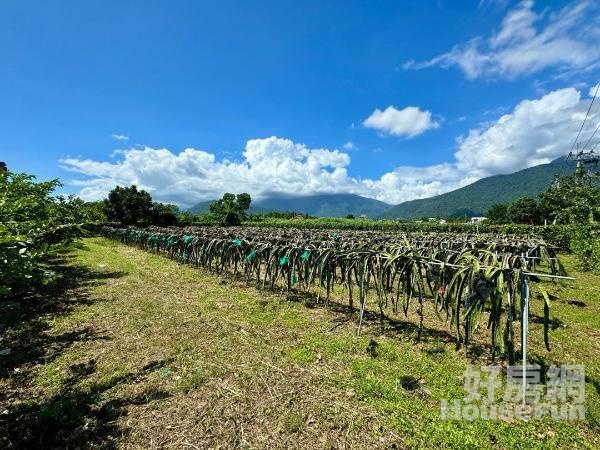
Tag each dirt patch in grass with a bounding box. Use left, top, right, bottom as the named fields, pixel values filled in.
left=1, top=238, right=599, bottom=449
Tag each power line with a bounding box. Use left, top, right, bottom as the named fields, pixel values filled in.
left=582, top=120, right=600, bottom=151
left=570, top=81, right=599, bottom=153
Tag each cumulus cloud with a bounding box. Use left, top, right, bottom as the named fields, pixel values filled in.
left=60, top=136, right=458, bottom=206
left=111, top=134, right=129, bottom=141
left=404, top=0, right=600, bottom=79
left=343, top=141, right=356, bottom=150
left=363, top=106, right=439, bottom=137
left=61, top=138, right=353, bottom=206
left=61, top=87, right=599, bottom=206
left=455, top=87, right=593, bottom=176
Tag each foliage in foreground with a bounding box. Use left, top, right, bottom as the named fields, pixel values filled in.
left=0, top=172, right=92, bottom=296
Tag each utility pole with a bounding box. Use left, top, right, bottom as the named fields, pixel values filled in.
left=567, top=145, right=600, bottom=169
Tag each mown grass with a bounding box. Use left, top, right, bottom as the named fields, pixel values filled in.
left=1, top=237, right=598, bottom=449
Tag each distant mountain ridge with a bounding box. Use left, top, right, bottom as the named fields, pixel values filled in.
left=187, top=193, right=391, bottom=218
left=187, top=157, right=578, bottom=219
left=380, top=157, right=577, bottom=219
left=256, top=194, right=391, bottom=217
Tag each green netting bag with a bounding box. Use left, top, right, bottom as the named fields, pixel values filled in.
left=246, top=250, right=257, bottom=261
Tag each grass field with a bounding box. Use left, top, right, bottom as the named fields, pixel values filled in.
left=1, top=237, right=599, bottom=449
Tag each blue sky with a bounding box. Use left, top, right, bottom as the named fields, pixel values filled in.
left=1, top=0, right=599, bottom=206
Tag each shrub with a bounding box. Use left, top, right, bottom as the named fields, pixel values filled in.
left=569, top=225, right=600, bottom=273
left=0, top=172, right=86, bottom=297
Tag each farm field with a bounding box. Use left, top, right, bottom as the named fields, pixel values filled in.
left=3, top=1, right=600, bottom=448
left=1, top=237, right=599, bottom=449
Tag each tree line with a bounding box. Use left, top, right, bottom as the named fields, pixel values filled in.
left=102, top=185, right=252, bottom=227
left=487, top=170, right=600, bottom=225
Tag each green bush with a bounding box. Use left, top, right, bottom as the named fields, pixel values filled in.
left=0, top=171, right=89, bottom=297
left=569, top=225, right=600, bottom=273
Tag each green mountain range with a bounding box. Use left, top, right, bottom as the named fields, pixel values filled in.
left=188, top=194, right=390, bottom=217
left=380, top=157, right=577, bottom=219
left=255, top=194, right=391, bottom=217
left=187, top=157, right=578, bottom=219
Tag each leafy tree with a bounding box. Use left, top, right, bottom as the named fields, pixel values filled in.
left=209, top=193, right=252, bottom=226
left=345, top=214, right=355, bottom=219
left=537, top=170, right=600, bottom=272
left=105, top=185, right=153, bottom=225
left=52, top=197, right=107, bottom=224
left=177, top=211, right=196, bottom=226
left=152, top=202, right=179, bottom=227
left=508, top=197, right=539, bottom=224
left=81, top=200, right=108, bottom=223
left=1, top=171, right=86, bottom=296
left=487, top=203, right=511, bottom=224
left=539, top=171, right=600, bottom=224
left=195, top=212, right=219, bottom=224
left=570, top=224, right=600, bottom=273
left=236, top=193, right=252, bottom=212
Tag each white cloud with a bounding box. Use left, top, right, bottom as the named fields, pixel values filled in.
left=111, top=134, right=129, bottom=141
left=478, top=0, right=510, bottom=9
left=343, top=141, right=356, bottom=150
left=363, top=106, right=439, bottom=137
left=61, top=138, right=354, bottom=206
left=60, top=136, right=456, bottom=206
left=404, top=0, right=600, bottom=79
left=61, top=86, right=599, bottom=207
left=454, top=87, right=593, bottom=176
